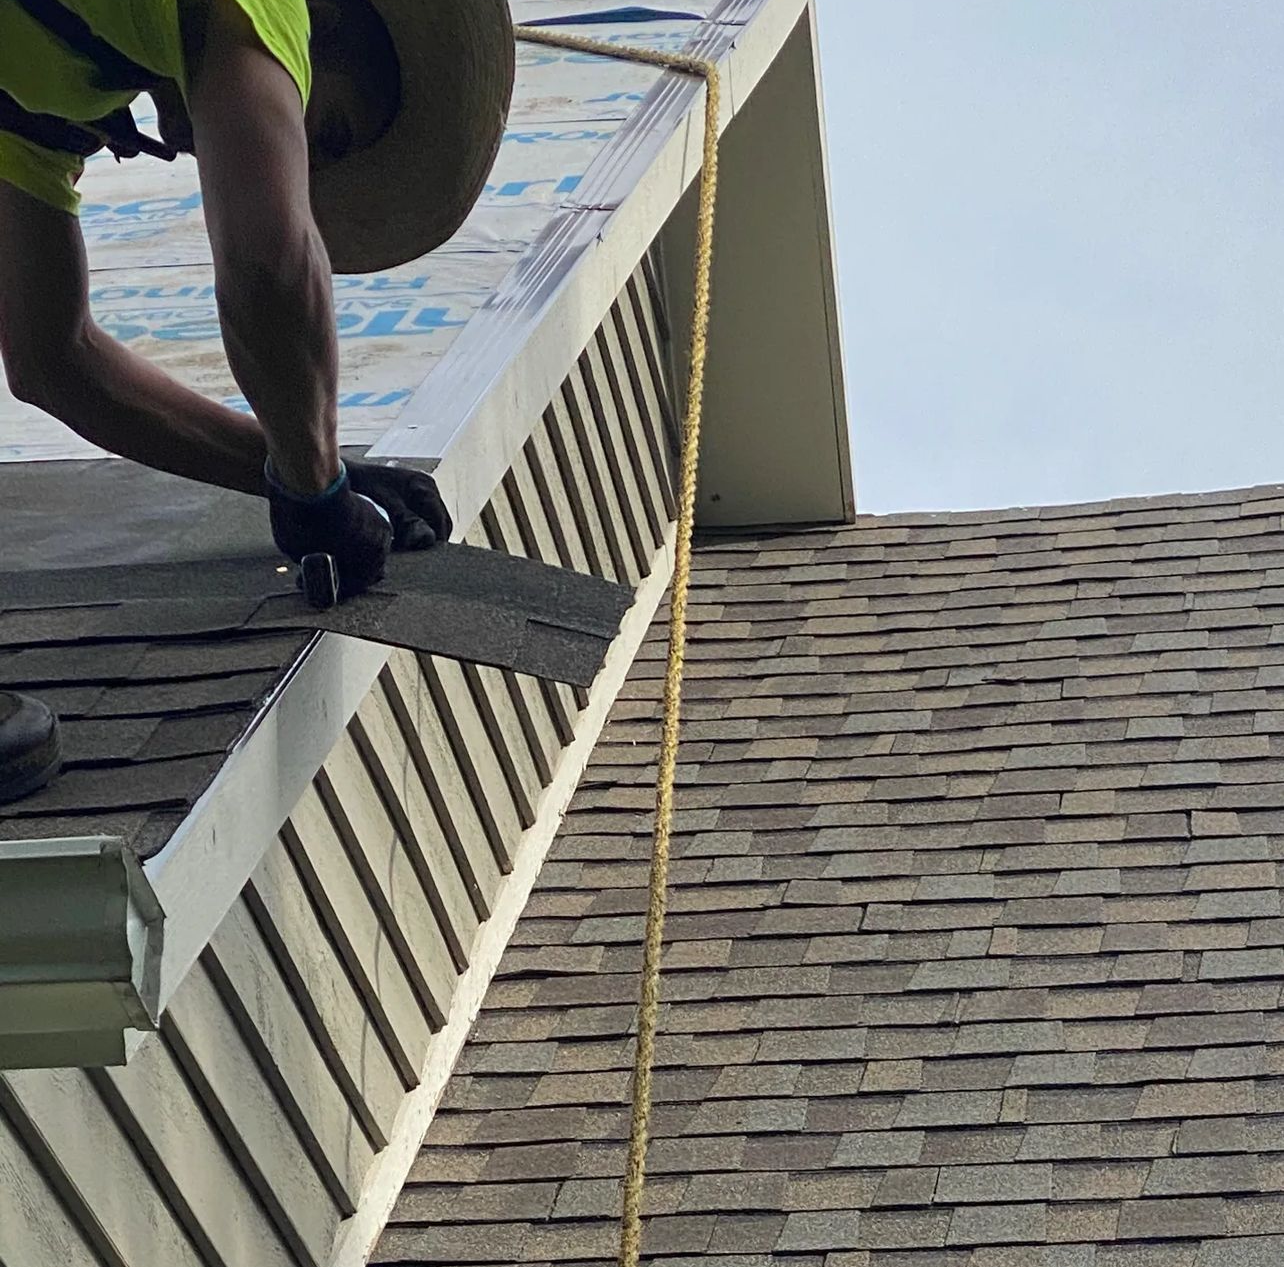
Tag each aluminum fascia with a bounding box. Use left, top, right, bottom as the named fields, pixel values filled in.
left=367, top=0, right=797, bottom=477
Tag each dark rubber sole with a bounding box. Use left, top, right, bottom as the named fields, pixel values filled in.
left=0, top=750, right=62, bottom=804
left=0, top=702, right=62, bottom=805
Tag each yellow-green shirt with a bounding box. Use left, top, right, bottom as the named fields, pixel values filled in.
left=0, top=0, right=310, bottom=213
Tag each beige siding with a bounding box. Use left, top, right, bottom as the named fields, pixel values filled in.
left=380, top=652, right=506, bottom=906
left=462, top=659, right=542, bottom=827
left=246, top=840, right=404, bottom=1149
left=525, top=417, right=596, bottom=575
left=419, top=654, right=523, bottom=871
left=0, top=259, right=677, bottom=1267
left=350, top=686, right=484, bottom=959
left=205, top=898, right=376, bottom=1213
left=0, top=1107, right=101, bottom=1267
left=318, top=732, right=460, bottom=1019
left=3, top=1069, right=202, bottom=1267
left=282, top=786, right=432, bottom=1085
left=164, top=959, right=345, bottom=1265
left=91, top=1033, right=298, bottom=1267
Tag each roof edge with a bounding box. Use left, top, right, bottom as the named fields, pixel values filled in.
left=368, top=0, right=808, bottom=530
left=143, top=635, right=389, bottom=1016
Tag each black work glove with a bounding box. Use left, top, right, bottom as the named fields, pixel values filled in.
left=266, top=462, right=393, bottom=601
left=345, top=460, right=453, bottom=550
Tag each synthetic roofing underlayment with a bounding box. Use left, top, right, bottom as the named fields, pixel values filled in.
left=0, top=1, right=734, bottom=463
left=386, top=486, right=1284, bottom=1266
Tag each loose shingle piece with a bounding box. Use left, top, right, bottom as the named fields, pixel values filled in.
left=383, top=485, right=1284, bottom=1266
left=0, top=543, right=633, bottom=688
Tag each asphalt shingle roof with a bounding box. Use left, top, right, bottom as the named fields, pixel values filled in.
left=376, top=484, right=1284, bottom=1266
left=1, top=457, right=308, bottom=853
left=0, top=629, right=306, bottom=853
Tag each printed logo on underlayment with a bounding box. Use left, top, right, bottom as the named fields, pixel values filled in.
left=90, top=286, right=478, bottom=344
left=502, top=128, right=616, bottom=145
left=79, top=142, right=596, bottom=225
left=481, top=172, right=583, bottom=204
left=79, top=191, right=203, bottom=242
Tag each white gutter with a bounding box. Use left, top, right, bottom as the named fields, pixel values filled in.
left=0, top=837, right=163, bottom=1069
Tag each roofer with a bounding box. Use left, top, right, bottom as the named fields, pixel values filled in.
left=0, top=0, right=515, bottom=802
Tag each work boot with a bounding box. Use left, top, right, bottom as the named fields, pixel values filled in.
left=0, top=691, right=62, bottom=805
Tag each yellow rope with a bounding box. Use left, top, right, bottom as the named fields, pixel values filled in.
left=514, top=25, right=721, bottom=1267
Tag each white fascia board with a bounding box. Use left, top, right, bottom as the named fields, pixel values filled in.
left=662, top=0, right=853, bottom=526
left=0, top=837, right=163, bottom=1070
left=804, top=0, right=855, bottom=523
left=145, top=633, right=389, bottom=1015
left=135, top=0, right=808, bottom=1025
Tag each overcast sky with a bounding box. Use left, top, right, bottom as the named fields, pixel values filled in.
left=814, top=0, right=1284, bottom=515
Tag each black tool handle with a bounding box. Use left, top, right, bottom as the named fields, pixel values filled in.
left=300, top=553, right=339, bottom=610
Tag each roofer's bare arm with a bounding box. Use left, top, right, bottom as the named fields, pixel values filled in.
left=0, top=0, right=338, bottom=498
left=185, top=0, right=341, bottom=495
left=0, top=182, right=276, bottom=495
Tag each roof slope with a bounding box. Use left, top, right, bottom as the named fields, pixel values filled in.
left=0, top=628, right=303, bottom=851
left=1, top=460, right=311, bottom=850
left=1, top=0, right=827, bottom=859
left=377, top=483, right=1284, bottom=1266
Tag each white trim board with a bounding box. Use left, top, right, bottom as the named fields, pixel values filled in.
left=327, top=524, right=677, bottom=1267
left=370, top=0, right=800, bottom=476
left=146, top=634, right=390, bottom=1014
left=660, top=4, right=853, bottom=526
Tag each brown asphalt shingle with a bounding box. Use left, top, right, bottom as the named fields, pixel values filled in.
left=374, top=485, right=1284, bottom=1266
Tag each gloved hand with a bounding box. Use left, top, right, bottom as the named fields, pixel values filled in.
left=267, top=462, right=393, bottom=601
left=346, top=460, right=453, bottom=550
